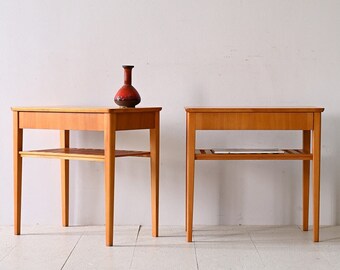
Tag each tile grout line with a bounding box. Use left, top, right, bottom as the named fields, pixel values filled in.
left=60, top=233, right=83, bottom=270
left=0, top=245, right=17, bottom=262
left=193, top=239, right=200, bottom=270
left=129, top=225, right=142, bottom=270
left=248, top=229, right=265, bottom=267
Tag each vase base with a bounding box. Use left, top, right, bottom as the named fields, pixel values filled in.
left=114, top=99, right=140, bottom=108
left=118, top=105, right=135, bottom=108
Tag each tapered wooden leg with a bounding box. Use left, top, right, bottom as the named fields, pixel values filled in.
left=312, top=113, right=322, bottom=242
left=104, top=113, right=116, bottom=246
left=13, top=112, right=23, bottom=235
left=185, top=120, right=188, bottom=232
left=150, top=112, right=160, bottom=237
left=302, top=131, right=311, bottom=231
left=60, top=130, right=70, bottom=227
left=185, top=130, right=188, bottom=232
left=186, top=112, right=196, bottom=242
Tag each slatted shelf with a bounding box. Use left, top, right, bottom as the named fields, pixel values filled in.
left=20, top=148, right=150, bottom=162
left=195, top=149, right=313, bottom=160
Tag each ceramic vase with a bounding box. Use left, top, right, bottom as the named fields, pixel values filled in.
left=114, top=65, right=141, bottom=108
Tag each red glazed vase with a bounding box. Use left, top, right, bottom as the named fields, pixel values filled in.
left=114, top=65, right=141, bottom=108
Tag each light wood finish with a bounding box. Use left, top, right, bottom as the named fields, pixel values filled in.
left=116, top=112, right=156, bottom=130
left=19, top=149, right=151, bottom=161
left=185, top=107, right=324, bottom=243
left=185, top=107, right=324, bottom=113
left=195, top=149, right=312, bottom=160
left=12, top=107, right=161, bottom=246
left=11, top=107, right=114, bottom=113
left=60, top=130, right=70, bottom=227
left=16, top=109, right=158, bottom=131
left=194, top=112, right=314, bottom=130
left=303, top=131, right=311, bottom=231
left=312, top=113, right=322, bottom=242
left=186, top=112, right=196, bottom=242
left=18, top=112, right=105, bottom=131
left=104, top=113, right=115, bottom=246
left=150, top=111, right=160, bottom=237
left=13, top=111, right=23, bottom=235
left=11, top=106, right=161, bottom=113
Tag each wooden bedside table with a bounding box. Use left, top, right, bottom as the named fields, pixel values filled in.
left=185, top=107, right=324, bottom=242
left=12, top=106, right=161, bottom=246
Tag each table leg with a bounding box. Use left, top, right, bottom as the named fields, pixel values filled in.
left=302, top=130, right=311, bottom=231
left=186, top=113, right=196, bottom=242
left=60, top=130, right=70, bottom=227
left=104, top=113, right=116, bottom=246
left=13, top=112, right=23, bottom=235
left=312, top=113, right=322, bottom=242
left=150, top=112, right=160, bottom=237
left=185, top=126, right=188, bottom=232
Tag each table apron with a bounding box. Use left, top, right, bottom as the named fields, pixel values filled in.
left=193, top=112, right=314, bottom=130
left=18, top=111, right=157, bottom=131
left=116, top=112, right=156, bottom=130
left=19, top=112, right=105, bottom=130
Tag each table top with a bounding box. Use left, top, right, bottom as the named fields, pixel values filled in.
left=185, top=107, right=324, bottom=113
left=11, top=107, right=162, bottom=113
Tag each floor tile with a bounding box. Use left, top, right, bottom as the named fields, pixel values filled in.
left=62, top=226, right=139, bottom=270
left=0, top=227, right=81, bottom=270
left=130, top=226, right=197, bottom=270
left=255, top=243, right=333, bottom=270
left=193, top=225, right=250, bottom=242
left=247, top=225, right=310, bottom=242
left=0, top=227, right=19, bottom=262
left=312, top=226, right=340, bottom=269
left=247, top=226, right=334, bottom=269
left=193, top=226, right=263, bottom=270
left=1, top=225, right=339, bottom=270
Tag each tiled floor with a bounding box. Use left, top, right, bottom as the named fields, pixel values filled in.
left=0, top=225, right=340, bottom=270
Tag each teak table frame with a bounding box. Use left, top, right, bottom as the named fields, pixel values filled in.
left=12, top=107, right=161, bottom=246
left=185, top=107, right=324, bottom=242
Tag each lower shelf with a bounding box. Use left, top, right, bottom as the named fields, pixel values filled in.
left=195, top=149, right=313, bottom=160
left=20, top=148, right=151, bottom=162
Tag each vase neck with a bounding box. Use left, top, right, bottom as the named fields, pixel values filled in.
left=123, top=66, right=133, bottom=85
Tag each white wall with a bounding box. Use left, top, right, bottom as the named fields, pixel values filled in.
left=1, top=0, right=339, bottom=227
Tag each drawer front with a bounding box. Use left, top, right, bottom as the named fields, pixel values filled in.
left=19, top=112, right=105, bottom=131
left=194, top=112, right=314, bottom=130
